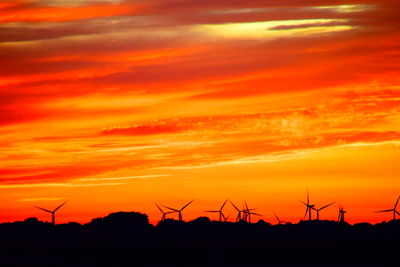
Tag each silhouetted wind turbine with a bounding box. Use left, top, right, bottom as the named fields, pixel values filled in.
left=312, top=202, right=335, bottom=220
left=273, top=212, right=287, bottom=225
left=301, top=190, right=315, bottom=221
left=338, top=204, right=347, bottom=223
left=375, top=195, right=400, bottom=221
left=243, top=201, right=261, bottom=223
left=163, top=200, right=194, bottom=221
left=155, top=202, right=174, bottom=222
left=230, top=201, right=243, bottom=222
left=204, top=199, right=228, bottom=222
left=34, top=201, right=68, bottom=225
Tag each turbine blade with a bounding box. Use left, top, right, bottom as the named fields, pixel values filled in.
left=181, top=199, right=194, bottom=211
left=249, top=212, right=262, bottom=216
left=204, top=210, right=219, bottom=213
left=54, top=201, right=68, bottom=212
left=307, top=189, right=310, bottom=205
left=375, top=209, right=393, bottom=213
left=395, top=195, right=400, bottom=210
left=320, top=202, right=335, bottom=210
left=221, top=212, right=226, bottom=220
left=273, top=212, right=280, bottom=222
left=162, top=205, right=179, bottom=212
left=244, top=201, right=249, bottom=211
left=34, top=206, right=52, bottom=213
left=303, top=207, right=309, bottom=219
left=236, top=213, right=241, bottom=222
left=224, top=214, right=230, bottom=222
left=155, top=202, right=164, bottom=213
left=230, top=201, right=240, bottom=211
left=220, top=199, right=228, bottom=211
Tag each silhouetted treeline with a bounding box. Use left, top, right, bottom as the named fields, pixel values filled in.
left=0, top=212, right=399, bottom=267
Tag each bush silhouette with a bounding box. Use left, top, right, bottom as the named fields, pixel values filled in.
left=87, top=211, right=151, bottom=233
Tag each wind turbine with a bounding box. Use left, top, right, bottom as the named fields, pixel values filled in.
left=375, top=195, right=400, bottom=221
left=301, top=190, right=315, bottom=221
left=338, top=204, right=347, bottom=223
left=242, top=201, right=261, bottom=223
left=163, top=200, right=194, bottom=221
left=273, top=212, right=288, bottom=225
left=34, top=201, right=68, bottom=225
left=312, top=202, right=335, bottom=220
left=155, top=202, right=174, bottom=222
left=204, top=199, right=228, bottom=222
left=230, top=201, right=243, bottom=222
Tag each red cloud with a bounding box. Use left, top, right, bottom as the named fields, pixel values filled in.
left=0, top=2, right=141, bottom=23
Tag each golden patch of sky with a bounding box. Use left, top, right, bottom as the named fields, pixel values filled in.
left=312, top=4, right=373, bottom=13
left=195, top=19, right=353, bottom=39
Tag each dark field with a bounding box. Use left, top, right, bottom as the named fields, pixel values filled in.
left=0, top=212, right=398, bottom=267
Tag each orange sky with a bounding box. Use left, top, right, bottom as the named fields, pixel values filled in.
left=0, top=0, right=400, bottom=225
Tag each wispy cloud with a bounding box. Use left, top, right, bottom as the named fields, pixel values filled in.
left=0, top=182, right=124, bottom=189
left=18, top=197, right=64, bottom=202
left=79, top=174, right=170, bottom=181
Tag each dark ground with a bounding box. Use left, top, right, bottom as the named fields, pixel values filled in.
left=0, top=212, right=399, bottom=267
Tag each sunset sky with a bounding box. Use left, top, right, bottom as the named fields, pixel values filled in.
left=1, top=0, right=400, bottom=224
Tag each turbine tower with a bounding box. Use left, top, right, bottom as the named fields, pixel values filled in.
left=312, top=202, right=335, bottom=220
left=204, top=199, right=228, bottom=222
left=155, top=202, right=174, bottom=222
left=242, top=201, right=261, bottom=223
left=230, top=201, right=243, bottom=222
left=338, top=204, right=347, bottom=223
left=375, top=195, right=400, bottom=221
left=163, top=200, right=194, bottom=221
left=301, top=190, right=315, bottom=221
left=34, top=201, right=68, bottom=225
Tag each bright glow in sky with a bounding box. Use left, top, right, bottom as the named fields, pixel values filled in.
left=196, top=19, right=352, bottom=39
left=0, top=1, right=399, bottom=225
